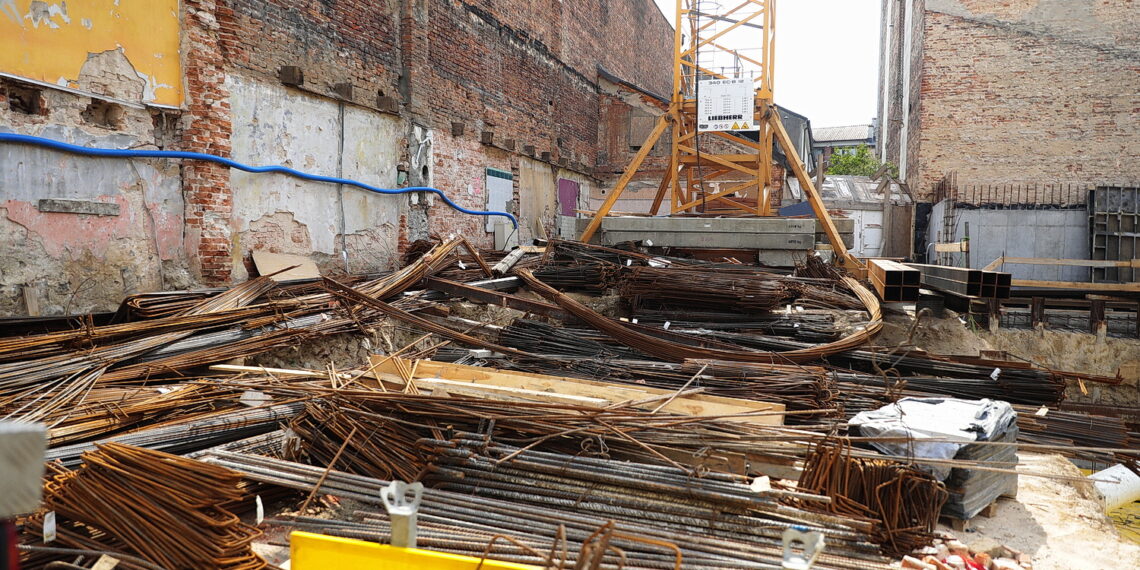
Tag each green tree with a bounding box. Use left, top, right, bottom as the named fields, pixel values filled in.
left=825, top=144, right=897, bottom=178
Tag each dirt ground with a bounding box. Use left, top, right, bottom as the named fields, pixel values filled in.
left=947, top=453, right=1140, bottom=570
left=873, top=309, right=994, bottom=355
left=874, top=310, right=1140, bottom=408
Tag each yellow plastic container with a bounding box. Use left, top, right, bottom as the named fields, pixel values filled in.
left=289, top=531, right=542, bottom=569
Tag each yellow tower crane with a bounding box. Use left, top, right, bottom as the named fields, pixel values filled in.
left=579, top=0, right=863, bottom=273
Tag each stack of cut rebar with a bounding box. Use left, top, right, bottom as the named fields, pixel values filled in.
left=620, top=266, right=795, bottom=313
left=25, top=443, right=265, bottom=569
left=199, top=437, right=897, bottom=569
left=795, top=440, right=947, bottom=555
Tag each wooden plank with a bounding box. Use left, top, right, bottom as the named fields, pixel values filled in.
left=252, top=251, right=321, bottom=281
left=982, top=256, right=1005, bottom=271
left=987, top=256, right=1140, bottom=268
left=934, top=241, right=969, bottom=253
left=416, top=378, right=612, bottom=406
left=368, top=357, right=785, bottom=425
left=1012, top=279, right=1140, bottom=292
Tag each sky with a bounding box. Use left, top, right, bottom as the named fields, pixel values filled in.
left=651, top=0, right=882, bottom=129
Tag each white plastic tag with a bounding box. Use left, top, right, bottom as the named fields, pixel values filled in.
left=43, top=511, right=56, bottom=543
left=92, top=555, right=120, bottom=570
left=256, top=495, right=265, bottom=525
left=990, top=368, right=1001, bottom=380
left=749, top=476, right=772, bottom=493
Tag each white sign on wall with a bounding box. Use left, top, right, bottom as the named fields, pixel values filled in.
left=697, top=78, right=758, bottom=132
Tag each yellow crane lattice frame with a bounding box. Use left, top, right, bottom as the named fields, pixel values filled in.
left=579, top=0, right=856, bottom=269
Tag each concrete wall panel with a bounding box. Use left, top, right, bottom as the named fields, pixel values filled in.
left=930, top=201, right=1090, bottom=281
left=228, top=75, right=405, bottom=277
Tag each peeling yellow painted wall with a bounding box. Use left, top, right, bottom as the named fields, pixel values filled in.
left=0, top=0, right=182, bottom=106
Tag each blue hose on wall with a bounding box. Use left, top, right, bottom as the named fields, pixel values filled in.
left=0, top=132, right=519, bottom=229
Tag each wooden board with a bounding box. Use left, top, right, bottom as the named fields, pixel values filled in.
left=368, top=356, right=785, bottom=425
left=252, top=251, right=321, bottom=281
left=934, top=241, right=969, bottom=253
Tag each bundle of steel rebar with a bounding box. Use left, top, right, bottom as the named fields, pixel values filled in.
left=27, top=443, right=265, bottom=570
left=794, top=440, right=947, bottom=556
left=619, top=266, right=796, bottom=313
left=198, top=446, right=896, bottom=569
left=517, top=269, right=884, bottom=364
left=498, top=318, right=649, bottom=359
left=45, top=401, right=304, bottom=468
left=275, top=390, right=834, bottom=482
left=531, top=264, right=618, bottom=292
left=833, top=368, right=1065, bottom=407
left=420, top=436, right=893, bottom=568
left=631, top=308, right=844, bottom=341
left=43, top=381, right=250, bottom=446
left=0, top=239, right=474, bottom=425
left=1013, top=405, right=1138, bottom=466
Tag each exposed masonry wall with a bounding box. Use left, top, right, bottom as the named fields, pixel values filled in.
left=226, top=76, right=405, bottom=279
left=182, top=0, right=236, bottom=285
left=886, top=0, right=1140, bottom=200
left=0, top=99, right=187, bottom=315
left=0, top=0, right=673, bottom=315
left=0, top=52, right=188, bottom=316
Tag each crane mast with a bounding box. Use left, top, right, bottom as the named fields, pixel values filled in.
left=579, top=0, right=861, bottom=271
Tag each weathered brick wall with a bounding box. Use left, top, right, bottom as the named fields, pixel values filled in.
left=427, top=133, right=514, bottom=245
left=211, top=0, right=673, bottom=253
left=221, top=0, right=402, bottom=107
left=0, top=0, right=672, bottom=316
left=908, top=0, right=1140, bottom=199
left=182, top=0, right=235, bottom=285
left=560, top=0, right=673, bottom=97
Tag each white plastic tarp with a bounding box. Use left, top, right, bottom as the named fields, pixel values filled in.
left=849, top=397, right=1016, bottom=480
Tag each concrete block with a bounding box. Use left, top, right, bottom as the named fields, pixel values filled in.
left=278, top=65, right=304, bottom=87
left=599, top=230, right=813, bottom=249
left=756, top=249, right=814, bottom=267
left=0, top=422, right=47, bottom=518
left=332, top=82, right=353, bottom=100
left=376, top=95, right=400, bottom=114
left=37, top=199, right=120, bottom=216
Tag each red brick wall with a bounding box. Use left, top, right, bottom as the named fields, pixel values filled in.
left=186, top=0, right=673, bottom=279
left=221, top=0, right=402, bottom=106
left=904, top=0, right=1140, bottom=199
left=182, top=0, right=235, bottom=285
left=427, top=134, right=513, bottom=245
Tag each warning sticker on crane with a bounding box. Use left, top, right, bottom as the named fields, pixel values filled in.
left=697, top=78, right=758, bottom=133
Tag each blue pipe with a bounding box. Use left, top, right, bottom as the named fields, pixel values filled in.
left=0, top=132, right=518, bottom=229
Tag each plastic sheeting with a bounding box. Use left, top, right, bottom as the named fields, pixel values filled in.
left=850, top=397, right=1017, bottom=481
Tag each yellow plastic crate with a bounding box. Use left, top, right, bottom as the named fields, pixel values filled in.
left=290, top=531, right=542, bottom=569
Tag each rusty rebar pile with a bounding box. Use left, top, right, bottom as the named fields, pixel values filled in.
left=794, top=440, right=948, bottom=556
left=418, top=436, right=893, bottom=569
left=619, top=266, right=796, bottom=313
left=24, top=443, right=265, bottom=570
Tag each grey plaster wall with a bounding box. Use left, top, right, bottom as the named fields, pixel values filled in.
left=930, top=200, right=1089, bottom=281
left=0, top=87, right=188, bottom=316
left=227, top=75, right=407, bottom=279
